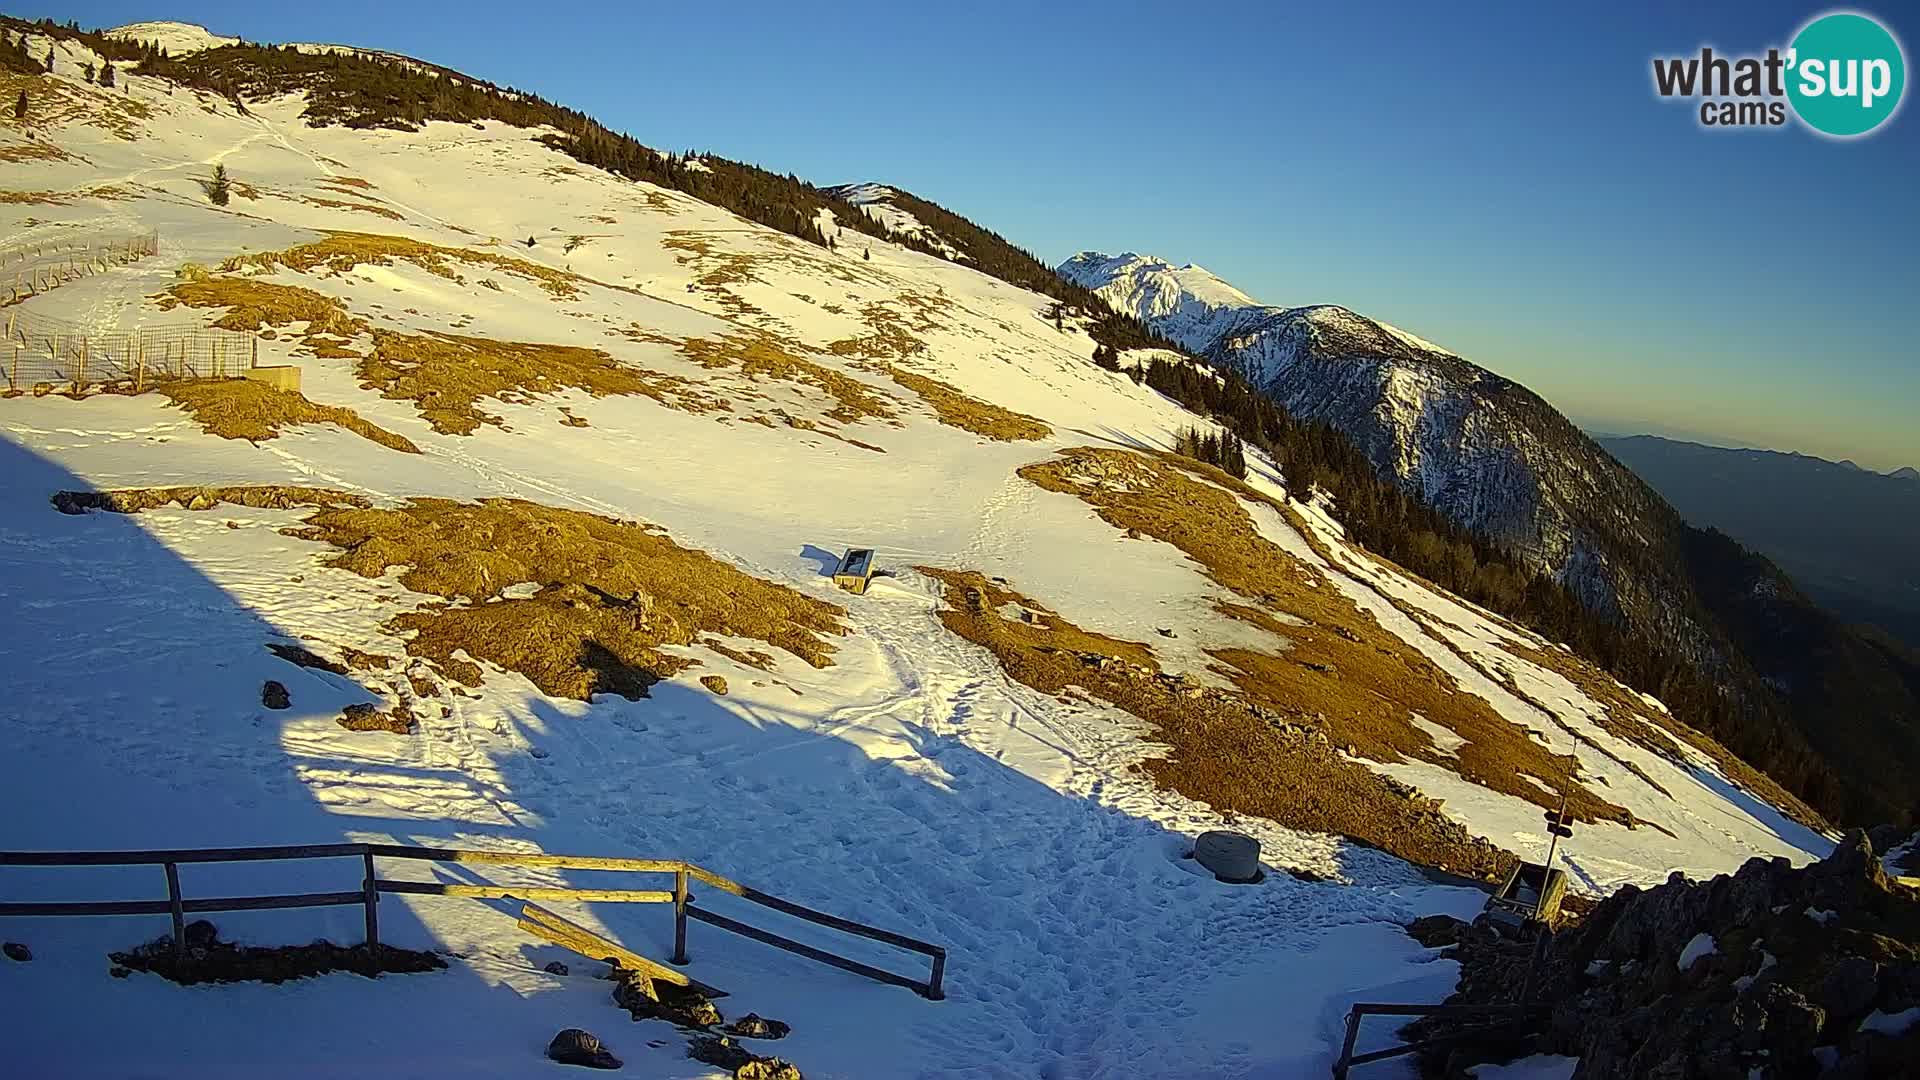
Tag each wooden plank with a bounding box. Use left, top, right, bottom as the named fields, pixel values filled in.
left=0, top=891, right=366, bottom=917
left=377, top=880, right=673, bottom=904
left=364, top=844, right=682, bottom=874
left=515, top=901, right=725, bottom=997
left=0, top=844, right=368, bottom=867
left=686, top=905, right=932, bottom=997
left=687, top=865, right=943, bottom=957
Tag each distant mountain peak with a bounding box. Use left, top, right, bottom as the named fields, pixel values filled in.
left=1892, top=465, right=1920, bottom=482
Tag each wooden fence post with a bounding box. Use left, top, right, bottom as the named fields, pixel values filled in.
left=164, top=862, right=186, bottom=964
left=928, top=950, right=946, bottom=1000
left=672, top=866, right=689, bottom=964
left=361, top=850, right=380, bottom=964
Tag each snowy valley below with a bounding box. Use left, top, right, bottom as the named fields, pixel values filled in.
left=0, top=21, right=1845, bottom=1079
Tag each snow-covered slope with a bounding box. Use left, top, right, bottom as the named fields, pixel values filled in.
left=0, top=31, right=1833, bottom=1078
left=826, top=183, right=966, bottom=261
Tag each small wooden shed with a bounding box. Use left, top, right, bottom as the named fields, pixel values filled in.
left=833, top=548, right=877, bottom=595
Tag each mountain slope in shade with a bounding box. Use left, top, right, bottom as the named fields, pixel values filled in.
left=1059, top=251, right=1671, bottom=620
left=1060, top=249, right=1920, bottom=826
left=1601, top=434, right=1920, bottom=648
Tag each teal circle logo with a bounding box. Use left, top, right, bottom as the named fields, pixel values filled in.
left=1787, top=12, right=1906, bottom=136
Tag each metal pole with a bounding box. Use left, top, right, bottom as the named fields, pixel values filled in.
left=361, top=850, right=380, bottom=965
left=672, top=866, right=688, bottom=964
left=1333, top=1008, right=1363, bottom=1079
left=164, top=862, right=186, bottom=964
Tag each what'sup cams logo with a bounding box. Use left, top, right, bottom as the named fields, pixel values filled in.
left=1653, top=10, right=1906, bottom=137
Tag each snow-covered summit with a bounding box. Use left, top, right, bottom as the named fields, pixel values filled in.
left=104, top=20, right=239, bottom=54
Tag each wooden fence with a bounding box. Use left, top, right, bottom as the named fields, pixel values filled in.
left=1, top=308, right=258, bottom=394
left=1, top=230, right=160, bottom=304
left=0, top=842, right=947, bottom=1000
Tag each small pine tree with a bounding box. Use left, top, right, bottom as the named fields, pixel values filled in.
left=1093, top=345, right=1120, bottom=371
left=204, top=163, right=231, bottom=206
left=101, top=61, right=115, bottom=88
left=863, top=247, right=871, bottom=262
left=83, top=61, right=95, bottom=83
left=44, top=49, right=54, bottom=73
left=13, top=90, right=25, bottom=121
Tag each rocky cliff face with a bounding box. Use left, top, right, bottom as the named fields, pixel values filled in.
left=1427, top=832, right=1920, bottom=1078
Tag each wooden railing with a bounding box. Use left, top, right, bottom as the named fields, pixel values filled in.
left=0, top=842, right=946, bottom=999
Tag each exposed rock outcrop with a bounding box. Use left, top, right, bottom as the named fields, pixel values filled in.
left=1422, top=831, right=1920, bottom=1078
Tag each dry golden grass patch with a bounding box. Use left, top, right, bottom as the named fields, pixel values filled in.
left=1, top=72, right=150, bottom=139
left=1020, top=447, right=1634, bottom=827
left=826, top=295, right=948, bottom=362
left=54, top=485, right=367, bottom=516
left=1209, top=461, right=1830, bottom=836
left=287, top=498, right=847, bottom=700
left=156, top=277, right=366, bottom=339
left=919, top=567, right=1514, bottom=880
left=0, top=142, right=70, bottom=163
left=627, top=327, right=895, bottom=427
left=0, top=190, right=69, bottom=205
left=156, top=378, right=421, bottom=453
left=883, top=366, right=1050, bottom=442
left=302, top=196, right=405, bottom=221
left=362, top=329, right=719, bottom=435
left=222, top=231, right=583, bottom=299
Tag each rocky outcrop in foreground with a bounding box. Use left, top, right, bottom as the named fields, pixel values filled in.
left=1425, top=831, right=1920, bottom=1078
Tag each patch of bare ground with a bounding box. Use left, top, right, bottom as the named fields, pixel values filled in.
left=51, top=485, right=366, bottom=517
left=154, top=378, right=420, bottom=453
left=0, top=142, right=70, bottom=164
left=825, top=295, right=948, bottom=363
left=1, top=72, right=150, bottom=139
left=625, top=328, right=894, bottom=426
left=301, top=195, right=404, bottom=221
left=361, top=329, right=719, bottom=435
left=337, top=700, right=414, bottom=734
left=882, top=366, right=1049, bottom=441
left=918, top=567, right=1513, bottom=880
left=701, top=638, right=774, bottom=670
left=265, top=641, right=352, bottom=675
left=221, top=231, right=584, bottom=299
left=1020, top=447, right=1636, bottom=829
left=324, top=176, right=375, bottom=189
left=285, top=498, right=847, bottom=700
left=154, top=275, right=367, bottom=347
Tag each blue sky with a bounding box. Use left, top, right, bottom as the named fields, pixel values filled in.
left=29, top=1, right=1920, bottom=469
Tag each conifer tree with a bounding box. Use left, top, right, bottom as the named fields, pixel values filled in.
left=203, top=163, right=231, bottom=206
left=13, top=90, right=25, bottom=121
left=101, top=61, right=115, bottom=87
left=44, top=48, right=54, bottom=73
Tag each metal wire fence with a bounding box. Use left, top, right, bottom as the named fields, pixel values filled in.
left=1, top=307, right=259, bottom=394
left=1, top=230, right=161, bottom=304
